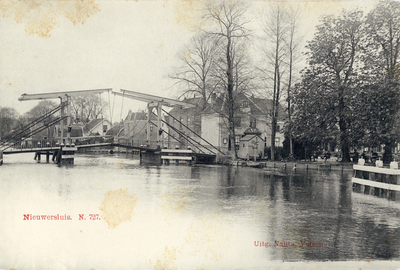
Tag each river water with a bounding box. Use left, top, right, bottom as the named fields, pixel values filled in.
left=1, top=153, right=400, bottom=269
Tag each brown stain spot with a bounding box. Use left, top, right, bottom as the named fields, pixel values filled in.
left=8, top=82, right=11, bottom=85
left=184, top=213, right=228, bottom=261
left=99, top=188, right=138, bottom=229
left=367, top=259, right=371, bottom=263
left=116, top=160, right=124, bottom=168
left=152, top=246, right=179, bottom=270
left=80, top=230, right=82, bottom=233
left=56, top=0, right=100, bottom=26
left=160, top=187, right=193, bottom=226
left=0, top=0, right=100, bottom=38
left=158, top=43, right=164, bottom=51
left=173, top=0, right=204, bottom=31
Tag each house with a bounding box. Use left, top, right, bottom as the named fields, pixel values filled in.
left=105, top=124, right=124, bottom=139
left=83, top=118, right=112, bottom=136
left=52, top=123, right=84, bottom=144
left=165, top=97, right=203, bottom=149
left=123, top=110, right=165, bottom=146
left=201, top=93, right=286, bottom=156
left=238, top=127, right=265, bottom=160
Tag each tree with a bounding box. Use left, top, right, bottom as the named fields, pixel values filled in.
left=366, top=0, right=400, bottom=79
left=170, top=32, right=219, bottom=110
left=363, top=0, right=400, bottom=162
left=25, top=100, right=58, bottom=120
left=284, top=4, right=303, bottom=160
left=259, top=2, right=289, bottom=161
left=71, top=95, right=108, bottom=124
left=292, top=10, right=364, bottom=162
left=201, top=0, right=251, bottom=158
left=0, top=107, right=18, bottom=140
left=24, top=100, right=58, bottom=139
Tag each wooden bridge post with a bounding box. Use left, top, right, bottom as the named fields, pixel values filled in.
left=60, top=97, right=65, bottom=146
left=157, top=103, right=162, bottom=147
left=147, top=104, right=151, bottom=145
left=66, top=96, right=71, bottom=146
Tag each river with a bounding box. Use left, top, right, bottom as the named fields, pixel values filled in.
left=1, top=153, right=400, bottom=269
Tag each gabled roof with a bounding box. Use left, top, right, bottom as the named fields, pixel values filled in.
left=168, top=97, right=204, bottom=115
left=201, top=93, right=287, bottom=121
left=240, top=134, right=265, bottom=142
left=125, top=111, right=157, bottom=121
left=105, top=125, right=124, bottom=136
left=83, top=118, right=110, bottom=133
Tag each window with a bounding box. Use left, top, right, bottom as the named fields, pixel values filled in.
left=242, top=101, right=249, bottom=108
left=103, top=125, right=108, bottom=133
left=223, top=138, right=227, bottom=144
left=187, top=117, right=191, bottom=126
left=276, top=125, right=280, bottom=133
left=235, top=135, right=241, bottom=150
left=234, top=117, right=241, bottom=128
left=180, top=116, right=184, bottom=129
left=275, top=138, right=280, bottom=145
left=250, top=117, right=256, bottom=128
left=150, top=125, right=154, bottom=132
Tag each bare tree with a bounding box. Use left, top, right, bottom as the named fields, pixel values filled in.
left=259, top=2, right=289, bottom=161
left=71, top=95, right=108, bottom=124
left=284, top=4, right=303, bottom=160
left=201, top=0, right=251, bottom=158
left=170, top=32, right=219, bottom=109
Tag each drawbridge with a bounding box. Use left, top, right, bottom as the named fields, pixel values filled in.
left=1, top=88, right=224, bottom=165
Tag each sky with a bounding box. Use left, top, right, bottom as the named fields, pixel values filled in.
left=0, top=0, right=377, bottom=123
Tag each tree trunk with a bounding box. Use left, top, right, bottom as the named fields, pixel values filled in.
left=226, top=34, right=237, bottom=158
left=338, top=86, right=351, bottom=162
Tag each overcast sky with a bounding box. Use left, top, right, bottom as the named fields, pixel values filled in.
left=0, top=0, right=377, bottom=123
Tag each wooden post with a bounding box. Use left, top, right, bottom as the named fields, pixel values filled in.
left=157, top=103, right=162, bottom=146
left=60, top=98, right=65, bottom=145
left=46, top=152, right=50, bottom=163
left=66, top=96, right=71, bottom=146
left=147, top=104, right=151, bottom=145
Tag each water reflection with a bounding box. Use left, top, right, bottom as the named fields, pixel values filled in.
left=203, top=165, right=400, bottom=261
left=1, top=153, right=400, bottom=267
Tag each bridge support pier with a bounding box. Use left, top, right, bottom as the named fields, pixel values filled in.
left=140, top=149, right=162, bottom=166
left=46, top=152, right=50, bottom=163
left=60, top=146, right=77, bottom=165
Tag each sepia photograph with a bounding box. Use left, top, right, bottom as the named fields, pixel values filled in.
left=1, top=0, right=400, bottom=269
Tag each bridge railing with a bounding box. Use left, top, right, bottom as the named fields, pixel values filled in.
left=4, top=138, right=63, bottom=151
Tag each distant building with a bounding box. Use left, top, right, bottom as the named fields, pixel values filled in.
left=105, top=124, right=124, bottom=140
left=201, top=93, right=286, bottom=155
left=83, top=118, right=112, bottom=136
left=123, top=110, right=165, bottom=146
left=237, top=127, right=265, bottom=160
left=165, top=97, right=203, bottom=149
